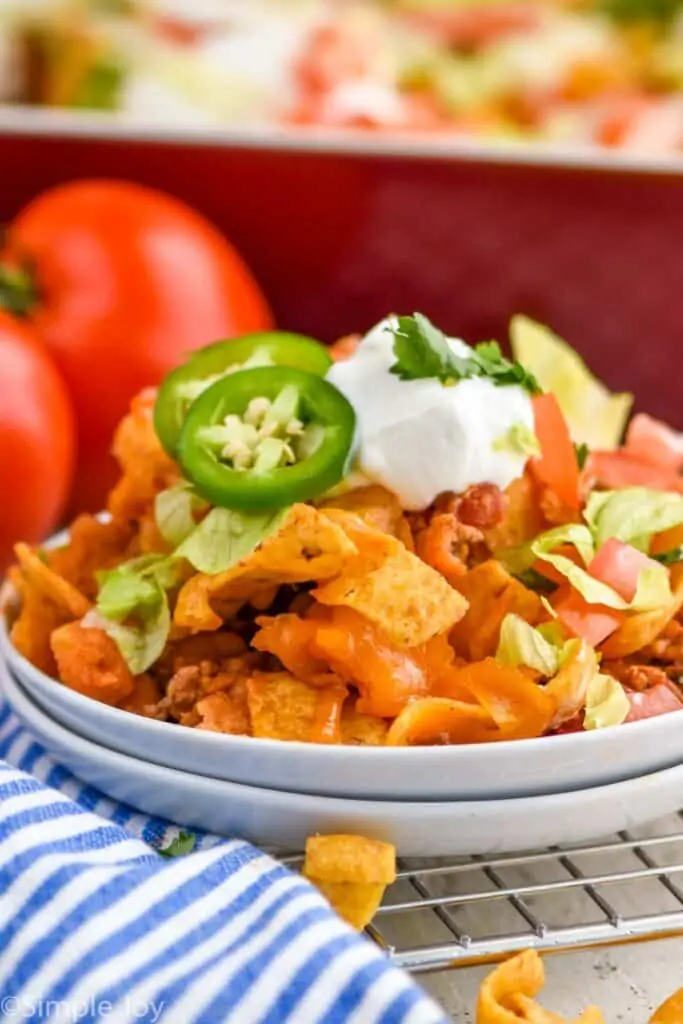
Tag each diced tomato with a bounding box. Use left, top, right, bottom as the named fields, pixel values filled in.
left=594, top=95, right=651, bottom=148
left=553, top=587, right=625, bottom=647
left=153, top=16, right=212, bottom=46
left=585, top=451, right=683, bottom=494
left=587, top=538, right=659, bottom=603
left=530, top=393, right=581, bottom=511
left=595, top=95, right=683, bottom=152
left=625, top=684, right=683, bottom=723
left=401, top=2, right=541, bottom=47
left=625, top=413, right=683, bottom=473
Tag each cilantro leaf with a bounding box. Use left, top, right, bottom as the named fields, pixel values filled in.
left=389, top=313, right=539, bottom=394
left=158, top=831, right=197, bottom=858
left=653, top=546, right=683, bottom=566
left=575, top=442, right=590, bottom=471
left=513, top=568, right=558, bottom=594
left=389, top=313, right=468, bottom=382
left=600, top=0, right=683, bottom=21
left=471, top=340, right=541, bottom=393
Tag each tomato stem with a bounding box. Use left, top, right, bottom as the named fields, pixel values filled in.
left=0, top=264, right=38, bottom=317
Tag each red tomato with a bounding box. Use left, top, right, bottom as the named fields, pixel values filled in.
left=530, top=393, right=581, bottom=511
left=0, top=312, right=75, bottom=573
left=553, top=587, right=625, bottom=647
left=2, top=180, right=273, bottom=511
left=625, top=413, right=683, bottom=472
left=402, top=2, right=541, bottom=47
left=584, top=450, right=683, bottom=494
left=626, top=684, right=683, bottom=723
left=587, top=538, right=658, bottom=603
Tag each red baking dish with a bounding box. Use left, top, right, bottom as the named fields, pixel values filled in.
left=0, top=111, right=681, bottom=425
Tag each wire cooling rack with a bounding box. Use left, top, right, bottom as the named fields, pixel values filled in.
left=288, top=810, right=683, bottom=974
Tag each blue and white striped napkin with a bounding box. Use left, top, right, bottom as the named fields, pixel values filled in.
left=0, top=696, right=448, bottom=1024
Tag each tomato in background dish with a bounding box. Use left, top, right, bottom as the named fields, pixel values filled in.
left=400, top=2, right=541, bottom=47
left=0, top=312, right=74, bottom=574
left=0, top=180, right=273, bottom=512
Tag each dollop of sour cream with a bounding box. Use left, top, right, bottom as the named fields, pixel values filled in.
left=326, top=318, right=535, bottom=510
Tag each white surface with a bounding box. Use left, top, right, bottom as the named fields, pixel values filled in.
left=5, top=664, right=683, bottom=857
left=0, top=106, right=682, bottom=178
left=5, top=616, right=683, bottom=802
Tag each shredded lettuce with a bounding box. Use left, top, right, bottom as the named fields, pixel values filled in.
left=583, top=674, right=630, bottom=730
left=96, top=556, right=181, bottom=620
left=95, top=555, right=182, bottom=674
left=155, top=483, right=208, bottom=548
left=501, top=524, right=594, bottom=578
left=509, top=315, right=632, bottom=449
left=585, top=488, right=683, bottom=551
left=496, top=614, right=560, bottom=676
left=103, top=601, right=171, bottom=677
left=531, top=524, right=672, bottom=611
left=493, top=422, right=541, bottom=458
left=537, top=620, right=565, bottom=647
left=534, top=547, right=671, bottom=612
left=531, top=524, right=595, bottom=565
left=176, top=506, right=290, bottom=575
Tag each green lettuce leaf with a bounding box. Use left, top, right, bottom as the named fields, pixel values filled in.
left=492, top=422, right=541, bottom=458
left=629, top=562, right=674, bottom=611
left=534, top=548, right=671, bottom=611
left=583, top=674, right=630, bottom=730
left=500, top=523, right=594, bottom=577
left=103, top=599, right=170, bottom=676
left=537, top=620, right=565, bottom=646
left=532, top=524, right=595, bottom=565
left=177, top=506, right=290, bottom=575
left=155, top=483, right=209, bottom=547
left=531, top=524, right=672, bottom=611
left=496, top=614, right=559, bottom=676
left=585, top=488, right=683, bottom=551
left=97, top=571, right=159, bottom=623
left=96, top=555, right=181, bottom=621
left=95, top=555, right=182, bottom=674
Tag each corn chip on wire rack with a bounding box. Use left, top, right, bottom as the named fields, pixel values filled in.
left=283, top=811, right=683, bottom=974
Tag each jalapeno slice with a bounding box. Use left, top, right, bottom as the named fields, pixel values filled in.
left=154, top=332, right=332, bottom=456
left=177, top=366, right=356, bottom=510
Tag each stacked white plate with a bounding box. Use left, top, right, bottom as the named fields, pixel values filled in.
left=3, top=617, right=683, bottom=856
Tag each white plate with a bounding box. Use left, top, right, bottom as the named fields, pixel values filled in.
left=4, top=616, right=683, bottom=802
left=4, top=660, right=683, bottom=857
